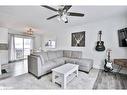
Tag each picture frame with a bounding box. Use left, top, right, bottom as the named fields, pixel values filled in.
left=71, top=31, right=85, bottom=47
left=118, top=28, right=127, bottom=47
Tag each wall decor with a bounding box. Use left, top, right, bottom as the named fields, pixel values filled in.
left=118, top=28, right=127, bottom=47
left=45, top=40, right=56, bottom=48
left=0, top=43, right=8, bottom=50
left=95, top=31, right=105, bottom=51
left=71, top=31, right=85, bottom=47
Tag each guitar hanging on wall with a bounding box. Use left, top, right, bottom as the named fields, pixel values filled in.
left=95, top=31, right=105, bottom=51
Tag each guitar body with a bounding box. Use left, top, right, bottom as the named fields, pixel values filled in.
left=95, top=41, right=105, bottom=51
left=95, top=31, right=105, bottom=51
left=104, top=59, right=113, bottom=72
left=104, top=49, right=113, bottom=72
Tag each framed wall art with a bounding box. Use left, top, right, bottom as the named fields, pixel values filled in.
left=71, top=31, right=85, bottom=47
left=0, top=43, right=8, bottom=50
left=118, top=28, right=127, bottom=47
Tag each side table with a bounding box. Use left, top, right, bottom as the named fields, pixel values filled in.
left=114, top=59, right=127, bottom=72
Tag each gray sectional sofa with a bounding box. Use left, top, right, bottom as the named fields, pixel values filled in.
left=28, top=50, right=93, bottom=79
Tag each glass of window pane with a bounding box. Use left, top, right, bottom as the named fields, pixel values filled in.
left=15, top=37, right=23, bottom=60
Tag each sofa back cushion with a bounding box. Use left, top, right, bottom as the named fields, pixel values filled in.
left=42, top=52, right=48, bottom=62
left=33, top=51, right=42, bottom=55
left=56, top=50, right=63, bottom=58
left=63, top=50, right=82, bottom=58
left=71, top=51, right=82, bottom=58
left=47, top=51, right=57, bottom=60
left=63, top=50, right=72, bottom=58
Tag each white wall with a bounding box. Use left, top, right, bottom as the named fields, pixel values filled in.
left=33, top=34, right=43, bottom=50
left=42, top=32, right=57, bottom=51
left=42, top=15, right=127, bottom=70
left=0, top=28, right=8, bottom=43
left=0, top=27, right=8, bottom=65
left=0, top=65, right=1, bottom=75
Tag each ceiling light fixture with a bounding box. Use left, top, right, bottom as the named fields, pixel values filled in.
left=42, top=5, right=84, bottom=23
left=57, top=12, right=68, bottom=23
left=26, top=28, right=33, bottom=35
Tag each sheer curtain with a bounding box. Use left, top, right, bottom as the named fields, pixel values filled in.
left=8, top=34, right=16, bottom=62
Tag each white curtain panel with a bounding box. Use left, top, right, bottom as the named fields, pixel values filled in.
left=8, top=34, right=16, bottom=61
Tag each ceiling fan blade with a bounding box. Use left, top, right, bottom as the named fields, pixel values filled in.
left=63, top=5, right=72, bottom=11
left=68, top=12, right=84, bottom=17
left=41, top=5, right=58, bottom=12
left=47, top=15, right=59, bottom=20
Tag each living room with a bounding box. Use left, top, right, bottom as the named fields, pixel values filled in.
left=0, top=1, right=127, bottom=92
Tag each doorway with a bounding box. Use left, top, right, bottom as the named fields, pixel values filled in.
left=14, top=36, right=33, bottom=60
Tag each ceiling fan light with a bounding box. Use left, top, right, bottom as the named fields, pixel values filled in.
left=61, top=14, right=67, bottom=21
left=57, top=16, right=61, bottom=21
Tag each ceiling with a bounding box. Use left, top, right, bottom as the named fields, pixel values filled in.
left=0, top=6, right=127, bottom=34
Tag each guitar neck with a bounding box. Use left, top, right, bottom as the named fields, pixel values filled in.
left=99, top=31, right=102, bottom=42
left=107, top=52, right=111, bottom=62
left=99, top=35, right=101, bottom=42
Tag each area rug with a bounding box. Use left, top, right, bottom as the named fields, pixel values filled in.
left=0, top=69, right=99, bottom=89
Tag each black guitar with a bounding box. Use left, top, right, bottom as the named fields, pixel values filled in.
left=95, top=31, right=105, bottom=51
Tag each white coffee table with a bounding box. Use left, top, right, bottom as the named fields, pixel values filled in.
left=52, top=63, right=79, bottom=89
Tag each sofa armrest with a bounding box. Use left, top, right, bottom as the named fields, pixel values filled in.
left=28, top=55, right=43, bottom=77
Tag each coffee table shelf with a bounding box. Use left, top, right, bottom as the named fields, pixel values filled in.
left=52, top=63, right=79, bottom=89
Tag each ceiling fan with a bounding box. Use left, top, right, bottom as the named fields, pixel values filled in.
left=41, top=5, right=84, bottom=23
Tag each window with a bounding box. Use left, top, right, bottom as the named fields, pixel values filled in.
left=15, top=37, right=23, bottom=59
left=14, top=36, right=33, bottom=60
left=24, top=39, right=32, bottom=58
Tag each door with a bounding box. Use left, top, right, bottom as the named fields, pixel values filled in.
left=15, top=37, right=24, bottom=60
left=14, top=36, right=33, bottom=60
left=24, top=38, right=32, bottom=58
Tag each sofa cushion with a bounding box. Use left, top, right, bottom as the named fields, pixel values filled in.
left=52, top=58, right=65, bottom=65
left=74, top=58, right=93, bottom=72
left=56, top=50, right=63, bottom=58
left=79, top=66, right=91, bottom=72
left=64, top=57, right=76, bottom=64
left=71, top=51, right=82, bottom=58
left=63, top=50, right=72, bottom=58
left=42, top=61, right=57, bottom=72
left=32, top=51, right=43, bottom=56
left=47, top=51, right=57, bottom=60
left=42, top=52, right=48, bottom=62
left=75, top=58, right=93, bottom=67
left=44, top=61, right=57, bottom=65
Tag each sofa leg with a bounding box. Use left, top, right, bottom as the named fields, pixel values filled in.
left=28, top=72, right=42, bottom=79
left=37, top=76, right=42, bottom=79
left=28, top=71, right=52, bottom=79
left=79, top=70, right=89, bottom=74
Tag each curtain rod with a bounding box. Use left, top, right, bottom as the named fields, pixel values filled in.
left=8, top=33, right=35, bottom=38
